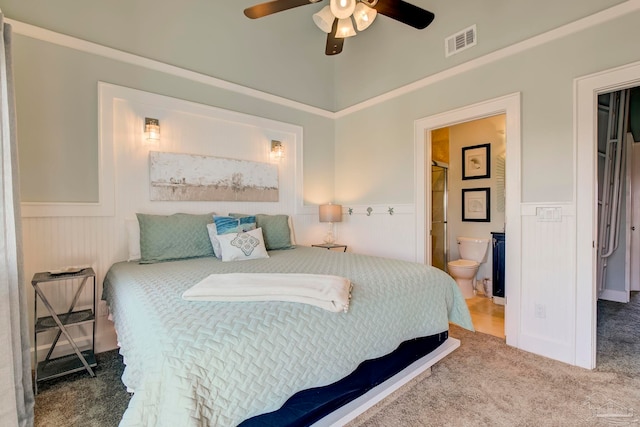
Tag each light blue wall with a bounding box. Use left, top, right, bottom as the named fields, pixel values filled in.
left=13, top=35, right=335, bottom=203
left=334, top=9, right=640, bottom=205
left=3, top=0, right=336, bottom=109
left=6, top=1, right=640, bottom=207
left=332, top=0, right=625, bottom=109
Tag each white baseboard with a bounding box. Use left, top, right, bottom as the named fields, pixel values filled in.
left=599, top=289, right=629, bottom=303
left=493, top=296, right=506, bottom=306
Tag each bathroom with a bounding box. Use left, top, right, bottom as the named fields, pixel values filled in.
left=431, top=114, right=506, bottom=338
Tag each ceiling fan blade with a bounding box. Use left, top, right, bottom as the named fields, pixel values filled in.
left=373, top=0, right=435, bottom=29
left=244, top=0, right=318, bottom=19
left=325, top=18, right=344, bottom=55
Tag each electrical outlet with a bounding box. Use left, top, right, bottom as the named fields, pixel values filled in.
left=534, top=303, right=546, bottom=319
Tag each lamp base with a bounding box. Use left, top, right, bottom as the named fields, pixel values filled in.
left=323, top=223, right=335, bottom=244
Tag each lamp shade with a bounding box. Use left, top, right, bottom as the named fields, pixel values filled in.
left=336, top=18, right=356, bottom=38
left=353, top=3, right=377, bottom=31
left=313, top=5, right=335, bottom=33
left=319, top=204, right=343, bottom=223
left=330, top=0, right=356, bottom=20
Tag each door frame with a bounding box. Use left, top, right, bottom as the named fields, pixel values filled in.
left=414, top=92, right=522, bottom=347
left=575, top=60, right=640, bottom=369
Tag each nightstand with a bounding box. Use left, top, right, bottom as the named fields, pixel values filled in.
left=32, top=267, right=97, bottom=393
left=312, top=243, right=347, bottom=252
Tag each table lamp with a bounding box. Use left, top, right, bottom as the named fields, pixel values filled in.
left=319, top=203, right=342, bottom=244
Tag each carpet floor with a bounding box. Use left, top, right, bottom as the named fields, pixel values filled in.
left=34, top=293, right=640, bottom=426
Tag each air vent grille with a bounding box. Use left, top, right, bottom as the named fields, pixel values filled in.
left=445, top=25, right=477, bottom=57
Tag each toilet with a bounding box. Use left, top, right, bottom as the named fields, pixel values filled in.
left=447, top=237, right=490, bottom=299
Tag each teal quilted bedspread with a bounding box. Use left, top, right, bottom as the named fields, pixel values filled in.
left=102, top=246, right=472, bottom=426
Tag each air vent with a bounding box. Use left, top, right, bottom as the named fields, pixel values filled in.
left=445, top=25, right=477, bottom=57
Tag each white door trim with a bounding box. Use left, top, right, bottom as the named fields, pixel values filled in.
left=575, top=60, right=640, bottom=369
left=414, top=92, right=522, bottom=347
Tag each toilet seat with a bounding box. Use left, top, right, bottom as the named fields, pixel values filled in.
left=447, top=259, right=479, bottom=269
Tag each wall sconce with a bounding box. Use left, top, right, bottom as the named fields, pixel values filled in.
left=319, top=203, right=342, bottom=244
left=271, top=140, right=284, bottom=160
left=145, top=118, right=160, bottom=141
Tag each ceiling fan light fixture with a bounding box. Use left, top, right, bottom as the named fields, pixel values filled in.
left=353, top=3, right=377, bottom=31
left=336, top=17, right=356, bottom=38
left=330, top=0, right=356, bottom=20
left=313, top=5, right=335, bottom=33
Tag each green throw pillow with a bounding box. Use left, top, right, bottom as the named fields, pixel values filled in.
left=137, top=213, right=214, bottom=263
left=255, top=214, right=292, bottom=250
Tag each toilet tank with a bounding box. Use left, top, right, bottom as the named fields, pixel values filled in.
left=457, top=237, right=490, bottom=263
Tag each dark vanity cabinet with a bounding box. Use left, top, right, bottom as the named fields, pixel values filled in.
left=491, top=232, right=505, bottom=299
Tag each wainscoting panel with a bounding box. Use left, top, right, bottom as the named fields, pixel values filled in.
left=517, top=203, right=576, bottom=364
left=336, top=205, right=417, bottom=262
left=23, top=216, right=120, bottom=357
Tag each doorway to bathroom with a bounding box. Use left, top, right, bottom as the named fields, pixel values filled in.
left=430, top=115, right=506, bottom=339
left=414, top=93, right=521, bottom=348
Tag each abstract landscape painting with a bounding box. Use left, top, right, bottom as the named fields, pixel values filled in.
left=149, top=151, right=278, bottom=202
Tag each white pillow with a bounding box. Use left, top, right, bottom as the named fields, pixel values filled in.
left=288, top=215, right=297, bottom=246
left=216, top=228, right=269, bottom=262
left=206, top=223, right=221, bottom=258
left=125, top=218, right=141, bottom=261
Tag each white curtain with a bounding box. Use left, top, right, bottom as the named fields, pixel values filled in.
left=0, top=12, right=35, bottom=427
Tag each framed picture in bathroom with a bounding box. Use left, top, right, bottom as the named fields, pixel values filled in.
left=462, top=143, right=490, bottom=180
left=462, top=187, right=491, bottom=222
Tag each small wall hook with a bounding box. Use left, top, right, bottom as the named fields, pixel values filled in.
left=366, top=207, right=373, bottom=216
left=348, top=207, right=353, bottom=216
left=388, top=207, right=394, bottom=215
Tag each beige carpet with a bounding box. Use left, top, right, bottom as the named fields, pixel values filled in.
left=349, top=324, right=639, bottom=426
left=349, top=292, right=640, bottom=427
left=34, top=293, right=640, bottom=426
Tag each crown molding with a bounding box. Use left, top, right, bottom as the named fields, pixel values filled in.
left=6, top=18, right=335, bottom=119
left=7, top=0, right=640, bottom=119
left=334, top=0, right=640, bottom=117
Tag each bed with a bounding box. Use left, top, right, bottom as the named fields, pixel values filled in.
left=103, top=214, right=473, bottom=426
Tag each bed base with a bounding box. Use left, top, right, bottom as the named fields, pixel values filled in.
left=241, top=333, right=460, bottom=426
left=312, top=337, right=460, bottom=426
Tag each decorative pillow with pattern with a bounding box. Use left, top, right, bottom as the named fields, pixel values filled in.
left=208, top=215, right=257, bottom=258
left=216, top=227, right=269, bottom=262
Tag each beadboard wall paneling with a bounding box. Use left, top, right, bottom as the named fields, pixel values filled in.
left=517, top=203, right=576, bottom=364
left=23, top=216, right=120, bottom=357
left=336, top=205, right=417, bottom=262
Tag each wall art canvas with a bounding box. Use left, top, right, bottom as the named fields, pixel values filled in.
left=149, top=151, right=278, bottom=202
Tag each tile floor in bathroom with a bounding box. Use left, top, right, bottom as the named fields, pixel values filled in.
left=465, top=294, right=505, bottom=339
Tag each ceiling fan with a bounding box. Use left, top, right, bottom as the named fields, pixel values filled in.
left=244, top=0, right=435, bottom=55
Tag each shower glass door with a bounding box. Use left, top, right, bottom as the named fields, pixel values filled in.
left=431, top=162, right=448, bottom=272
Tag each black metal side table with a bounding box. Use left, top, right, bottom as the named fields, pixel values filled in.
left=311, top=243, right=348, bottom=252
left=32, top=267, right=97, bottom=393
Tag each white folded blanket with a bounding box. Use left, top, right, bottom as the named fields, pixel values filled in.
left=182, top=273, right=352, bottom=313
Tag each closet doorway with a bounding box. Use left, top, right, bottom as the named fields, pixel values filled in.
left=596, top=87, right=640, bottom=302
left=575, top=62, right=640, bottom=369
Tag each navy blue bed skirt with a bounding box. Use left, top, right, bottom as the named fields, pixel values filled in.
left=239, top=330, right=449, bottom=427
